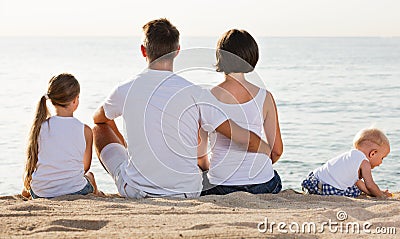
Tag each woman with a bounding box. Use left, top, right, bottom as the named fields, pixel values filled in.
left=199, top=29, right=283, bottom=195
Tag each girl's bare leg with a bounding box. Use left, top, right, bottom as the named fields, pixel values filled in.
left=21, top=188, right=31, bottom=198
left=85, top=171, right=104, bottom=196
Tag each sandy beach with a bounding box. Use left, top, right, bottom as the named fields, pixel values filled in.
left=1, top=190, right=399, bottom=238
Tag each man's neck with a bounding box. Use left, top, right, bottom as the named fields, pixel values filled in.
left=148, top=59, right=174, bottom=72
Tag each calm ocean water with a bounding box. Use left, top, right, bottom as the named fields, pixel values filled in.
left=0, top=37, right=399, bottom=196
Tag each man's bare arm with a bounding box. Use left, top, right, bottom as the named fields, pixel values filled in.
left=216, top=119, right=271, bottom=156
left=93, top=106, right=126, bottom=147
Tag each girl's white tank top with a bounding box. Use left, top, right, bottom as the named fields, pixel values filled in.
left=31, top=116, right=87, bottom=197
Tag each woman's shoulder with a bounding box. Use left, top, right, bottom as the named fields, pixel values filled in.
left=211, top=81, right=264, bottom=105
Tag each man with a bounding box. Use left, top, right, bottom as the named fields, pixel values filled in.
left=93, top=18, right=271, bottom=198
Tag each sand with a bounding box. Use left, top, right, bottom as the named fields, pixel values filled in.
left=0, top=190, right=399, bottom=238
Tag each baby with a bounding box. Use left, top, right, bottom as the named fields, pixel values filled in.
left=302, top=127, right=392, bottom=198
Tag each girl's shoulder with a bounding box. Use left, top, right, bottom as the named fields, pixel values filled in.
left=46, top=116, right=85, bottom=127
left=49, top=115, right=79, bottom=120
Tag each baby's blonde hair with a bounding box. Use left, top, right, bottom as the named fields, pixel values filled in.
left=353, top=127, right=389, bottom=148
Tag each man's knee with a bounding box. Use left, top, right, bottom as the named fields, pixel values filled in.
left=93, top=123, right=111, bottom=138
left=93, top=123, right=123, bottom=156
left=93, top=124, right=113, bottom=155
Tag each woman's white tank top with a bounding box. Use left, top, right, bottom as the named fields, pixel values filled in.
left=208, top=88, right=275, bottom=185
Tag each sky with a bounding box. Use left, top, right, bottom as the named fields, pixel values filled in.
left=0, top=0, right=399, bottom=37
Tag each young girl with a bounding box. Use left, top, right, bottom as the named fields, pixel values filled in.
left=22, top=73, right=101, bottom=198
left=200, top=29, right=284, bottom=195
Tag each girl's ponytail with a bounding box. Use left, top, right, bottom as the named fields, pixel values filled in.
left=24, top=95, right=50, bottom=190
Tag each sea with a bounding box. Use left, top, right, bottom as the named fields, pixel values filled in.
left=0, top=36, right=399, bottom=196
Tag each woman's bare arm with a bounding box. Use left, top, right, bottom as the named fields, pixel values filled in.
left=263, top=92, right=283, bottom=163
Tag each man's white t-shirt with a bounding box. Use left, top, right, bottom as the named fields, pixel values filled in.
left=103, top=69, right=227, bottom=196
left=313, top=149, right=367, bottom=190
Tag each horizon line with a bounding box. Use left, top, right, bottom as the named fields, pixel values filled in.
left=1, top=35, right=400, bottom=38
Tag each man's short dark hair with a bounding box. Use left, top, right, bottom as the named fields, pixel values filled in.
left=216, top=29, right=259, bottom=74
left=142, top=18, right=180, bottom=62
